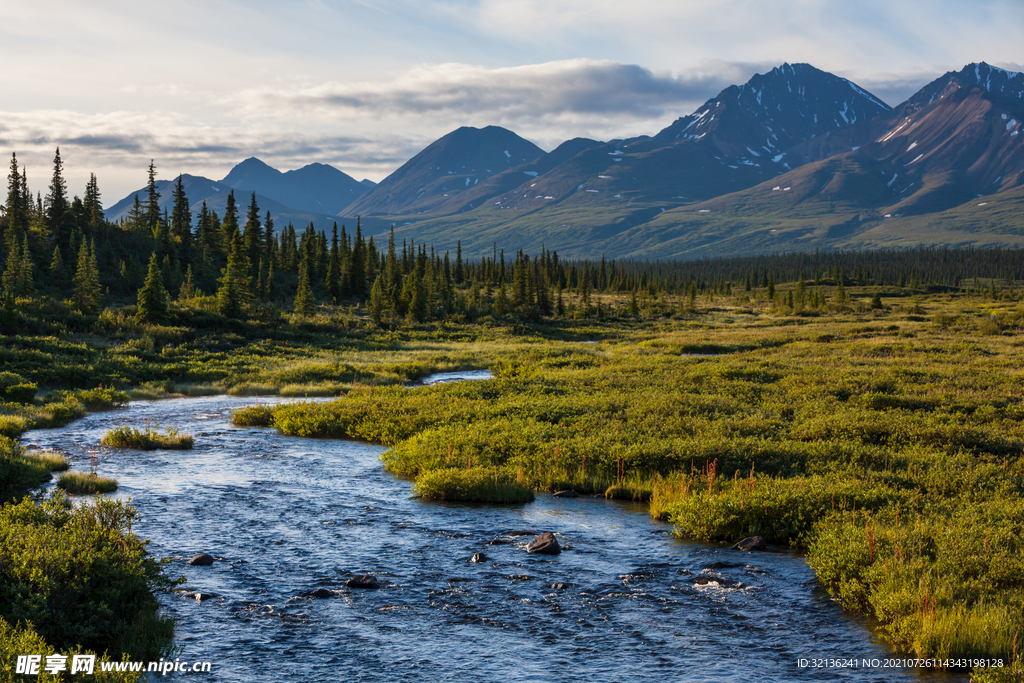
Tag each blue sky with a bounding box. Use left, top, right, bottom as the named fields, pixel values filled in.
left=2, top=0, right=1021, bottom=201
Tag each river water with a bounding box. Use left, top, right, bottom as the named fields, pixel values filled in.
left=22, top=375, right=964, bottom=682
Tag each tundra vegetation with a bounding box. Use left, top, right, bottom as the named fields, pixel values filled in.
left=100, top=424, right=194, bottom=450
left=3, top=150, right=1024, bottom=679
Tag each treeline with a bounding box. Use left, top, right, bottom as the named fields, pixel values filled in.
left=3, top=150, right=1024, bottom=325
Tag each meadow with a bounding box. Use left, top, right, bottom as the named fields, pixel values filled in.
left=3, top=279, right=1024, bottom=679
left=235, top=287, right=1024, bottom=679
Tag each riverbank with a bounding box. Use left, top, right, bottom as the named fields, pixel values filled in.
left=245, top=292, right=1024, bottom=678
left=20, top=393, right=950, bottom=682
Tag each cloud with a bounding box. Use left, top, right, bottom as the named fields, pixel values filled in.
left=248, top=59, right=763, bottom=121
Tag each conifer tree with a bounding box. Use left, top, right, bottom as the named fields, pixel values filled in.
left=293, top=255, right=315, bottom=316
left=136, top=252, right=168, bottom=322
left=49, top=246, right=64, bottom=289
left=127, top=194, right=144, bottom=232
left=145, top=160, right=161, bottom=230
left=243, top=193, right=262, bottom=290
left=217, top=233, right=249, bottom=318
left=368, top=274, right=386, bottom=324
left=83, top=173, right=104, bottom=231
left=170, top=175, right=192, bottom=267
left=2, top=235, right=22, bottom=297
left=178, top=265, right=197, bottom=301
left=72, top=240, right=101, bottom=313
left=6, top=153, right=27, bottom=236
left=221, top=191, right=239, bottom=254
left=349, top=222, right=366, bottom=298
left=45, top=148, right=72, bottom=251
left=327, top=223, right=341, bottom=304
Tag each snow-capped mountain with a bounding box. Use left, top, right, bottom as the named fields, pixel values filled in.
left=654, top=62, right=891, bottom=169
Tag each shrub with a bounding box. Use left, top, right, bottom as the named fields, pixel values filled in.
left=231, top=404, right=274, bottom=427
left=414, top=467, right=534, bottom=504
left=0, top=495, right=175, bottom=660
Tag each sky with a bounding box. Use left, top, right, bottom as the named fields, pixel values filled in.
left=1, top=0, right=1022, bottom=203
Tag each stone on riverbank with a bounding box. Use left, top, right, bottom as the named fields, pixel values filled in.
left=731, top=536, right=766, bottom=551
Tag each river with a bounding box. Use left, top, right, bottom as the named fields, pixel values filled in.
left=22, top=375, right=965, bottom=682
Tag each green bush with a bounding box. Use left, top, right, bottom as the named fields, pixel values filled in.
left=231, top=404, right=274, bottom=427
left=0, top=495, right=175, bottom=660
left=414, top=467, right=534, bottom=504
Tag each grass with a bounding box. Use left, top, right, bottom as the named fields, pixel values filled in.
left=414, top=467, right=535, bottom=504
left=57, top=470, right=119, bottom=494
left=24, top=449, right=70, bottom=472
left=101, top=424, right=194, bottom=450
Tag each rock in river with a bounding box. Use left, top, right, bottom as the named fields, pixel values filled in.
left=731, top=536, right=766, bottom=551
left=346, top=575, right=380, bottom=589
left=553, top=490, right=579, bottom=498
left=311, top=588, right=335, bottom=598
left=188, top=553, right=214, bottom=566
left=470, top=553, right=488, bottom=563
left=526, top=532, right=561, bottom=555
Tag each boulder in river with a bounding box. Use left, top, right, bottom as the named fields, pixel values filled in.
left=179, top=590, right=217, bottom=602
left=310, top=588, right=335, bottom=598
left=346, top=575, right=380, bottom=589
left=470, top=553, right=488, bottom=563
left=552, top=490, right=579, bottom=498
left=550, top=582, right=570, bottom=590
left=731, top=536, right=766, bottom=551
left=693, top=576, right=742, bottom=588
left=188, top=553, right=214, bottom=566
left=526, top=532, right=561, bottom=555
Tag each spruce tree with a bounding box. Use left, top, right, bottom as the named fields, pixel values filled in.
left=327, top=223, right=341, bottom=304
left=72, top=240, right=101, bottom=313
left=178, top=265, right=197, bottom=301
left=1, top=235, right=22, bottom=297
left=145, top=160, right=161, bottom=230
left=242, top=193, right=262, bottom=291
left=45, top=148, right=72, bottom=251
left=136, top=252, right=168, bottom=322
left=293, top=256, right=315, bottom=316
left=83, top=173, right=104, bottom=231
left=6, top=153, right=26, bottom=235
left=368, top=274, right=386, bottom=324
left=221, top=191, right=239, bottom=254
left=170, top=175, right=192, bottom=267
left=217, top=232, right=249, bottom=318
left=49, top=246, right=64, bottom=289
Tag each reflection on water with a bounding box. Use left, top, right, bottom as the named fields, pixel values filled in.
left=22, top=396, right=964, bottom=682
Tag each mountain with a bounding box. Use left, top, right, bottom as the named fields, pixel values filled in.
left=595, top=62, right=1024, bottom=257
left=366, top=62, right=1024, bottom=259
left=341, top=126, right=546, bottom=216
left=105, top=174, right=342, bottom=232
left=362, top=63, right=894, bottom=255
left=220, top=158, right=369, bottom=215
